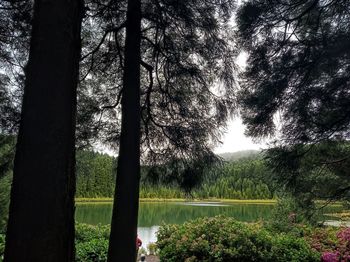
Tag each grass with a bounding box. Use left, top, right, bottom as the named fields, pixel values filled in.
left=75, top=198, right=345, bottom=206
left=323, top=211, right=350, bottom=220
left=76, top=197, right=113, bottom=203
left=315, top=200, right=344, bottom=206
left=75, top=197, right=277, bottom=204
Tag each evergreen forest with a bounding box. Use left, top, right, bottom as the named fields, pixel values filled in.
left=1, top=0, right=350, bottom=261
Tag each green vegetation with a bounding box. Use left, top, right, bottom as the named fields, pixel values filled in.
left=236, top=0, right=350, bottom=219
left=156, top=216, right=350, bottom=262
left=76, top=151, right=116, bottom=198
left=0, top=136, right=307, bottom=213
left=69, top=149, right=275, bottom=200
left=325, top=211, right=350, bottom=220
left=75, top=223, right=110, bottom=262
left=157, top=216, right=320, bottom=262
left=1, top=216, right=349, bottom=262
left=142, top=157, right=274, bottom=200
left=0, top=143, right=277, bottom=234
left=0, top=234, right=4, bottom=261
left=75, top=150, right=275, bottom=200
left=1, top=224, right=110, bottom=262
left=0, top=220, right=340, bottom=262
left=267, top=197, right=321, bottom=234
left=0, top=135, right=14, bottom=234
left=194, top=159, right=273, bottom=200
left=0, top=174, right=11, bottom=233
left=1, top=0, right=349, bottom=260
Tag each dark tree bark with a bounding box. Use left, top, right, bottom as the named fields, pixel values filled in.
left=107, top=0, right=141, bottom=261
left=4, top=0, right=83, bottom=261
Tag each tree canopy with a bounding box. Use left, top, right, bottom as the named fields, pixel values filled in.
left=0, top=0, right=31, bottom=134
left=77, top=0, right=238, bottom=163
left=1, top=0, right=238, bottom=163
left=236, top=0, right=350, bottom=201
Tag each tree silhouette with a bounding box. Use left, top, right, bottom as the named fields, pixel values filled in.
left=0, top=1, right=237, bottom=260
left=78, top=0, right=237, bottom=159
left=107, top=0, right=142, bottom=260
left=236, top=0, right=350, bottom=201
left=4, top=0, right=83, bottom=260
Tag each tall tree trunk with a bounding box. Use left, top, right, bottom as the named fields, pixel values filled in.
left=4, top=0, right=83, bottom=261
left=107, top=0, right=141, bottom=261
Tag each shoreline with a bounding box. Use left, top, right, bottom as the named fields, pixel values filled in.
left=75, top=198, right=345, bottom=206
left=75, top=197, right=277, bottom=204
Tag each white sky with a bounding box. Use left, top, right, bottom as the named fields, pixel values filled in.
left=213, top=50, right=267, bottom=154
left=214, top=118, right=266, bottom=154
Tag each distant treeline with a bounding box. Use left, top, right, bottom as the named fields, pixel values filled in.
left=1, top=147, right=274, bottom=232
left=76, top=150, right=117, bottom=197
left=194, top=159, right=274, bottom=199
left=75, top=150, right=275, bottom=199
left=1, top=140, right=274, bottom=200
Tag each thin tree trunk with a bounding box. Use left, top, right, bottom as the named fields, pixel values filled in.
left=4, top=0, right=83, bottom=261
left=107, top=0, right=141, bottom=261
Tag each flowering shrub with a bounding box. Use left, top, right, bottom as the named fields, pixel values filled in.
left=308, top=227, right=350, bottom=262
left=337, top=228, right=350, bottom=243
left=328, top=227, right=350, bottom=262
left=157, top=216, right=320, bottom=262
left=322, top=251, right=339, bottom=262
left=304, top=227, right=338, bottom=252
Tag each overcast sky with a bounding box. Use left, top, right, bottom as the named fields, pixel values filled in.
left=213, top=50, right=268, bottom=154
left=214, top=118, right=266, bottom=154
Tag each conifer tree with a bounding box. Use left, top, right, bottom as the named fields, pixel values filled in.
left=4, top=0, right=83, bottom=260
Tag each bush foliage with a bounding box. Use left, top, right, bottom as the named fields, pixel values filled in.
left=1, top=220, right=349, bottom=261
left=157, top=216, right=320, bottom=262
left=0, top=234, right=4, bottom=262
left=75, top=223, right=110, bottom=262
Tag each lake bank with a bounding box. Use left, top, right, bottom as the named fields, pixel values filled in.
left=75, top=197, right=277, bottom=204
left=75, top=198, right=346, bottom=207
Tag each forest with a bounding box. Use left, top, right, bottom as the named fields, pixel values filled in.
left=75, top=150, right=274, bottom=200
left=1, top=0, right=350, bottom=261
left=0, top=147, right=273, bottom=201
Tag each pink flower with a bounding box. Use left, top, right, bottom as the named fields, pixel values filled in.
left=322, top=252, right=339, bottom=262
left=337, top=228, right=350, bottom=243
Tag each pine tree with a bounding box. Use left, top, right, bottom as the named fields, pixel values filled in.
left=236, top=0, right=350, bottom=202
left=4, top=0, right=83, bottom=260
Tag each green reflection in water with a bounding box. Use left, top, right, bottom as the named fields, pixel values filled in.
left=75, top=202, right=275, bottom=226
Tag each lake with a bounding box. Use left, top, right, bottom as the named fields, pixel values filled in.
left=75, top=201, right=342, bottom=247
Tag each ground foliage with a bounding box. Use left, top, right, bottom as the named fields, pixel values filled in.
left=0, top=135, right=15, bottom=233
left=0, top=220, right=349, bottom=262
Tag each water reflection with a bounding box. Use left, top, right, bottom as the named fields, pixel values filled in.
left=138, top=226, right=159, bottom=248
left=75, top=201, right=275, bottom=247
left=137, top=202, right=274, bottom=226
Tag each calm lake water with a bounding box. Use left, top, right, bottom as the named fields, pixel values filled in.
left=75, top=201, right=342, bottom=247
